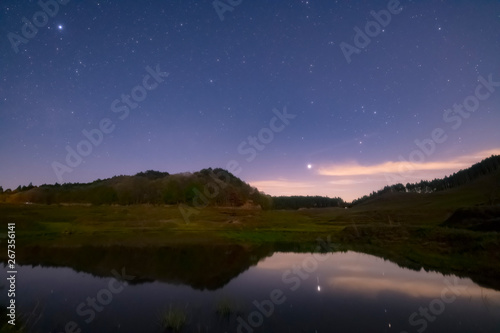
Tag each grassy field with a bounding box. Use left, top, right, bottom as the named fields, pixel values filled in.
left=0, top=179, right=499, bottom=290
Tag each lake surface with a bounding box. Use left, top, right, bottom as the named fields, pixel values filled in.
left=2, top=251, right=500, bottom=332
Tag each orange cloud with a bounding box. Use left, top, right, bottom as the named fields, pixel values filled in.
left=318, top=148, right=500, bottom=177
left=249, top=179, right=318, bottom=196
left=248, top=148, right=500, bottom=200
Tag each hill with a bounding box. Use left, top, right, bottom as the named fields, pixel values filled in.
left=0, top=169, right=345, bottom=210
left=0, top=168, right=273, bottom=208
left=351, top=154, right=500, bottom=207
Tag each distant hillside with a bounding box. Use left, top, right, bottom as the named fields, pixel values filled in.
left=352, top=155, right=500, bottom=206
left=0, top=168, right=273, bottom=208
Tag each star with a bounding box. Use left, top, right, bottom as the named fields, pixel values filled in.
left=1, top=1, right=497, bottom=206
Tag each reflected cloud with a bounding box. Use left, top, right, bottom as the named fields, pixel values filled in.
left=256, top=252, right=332, bottom=270
left=328, top=275, right=500, bottom=301
left=329, top=276, right=458, bottom=298
left=255, top=251, right=500, bottom=301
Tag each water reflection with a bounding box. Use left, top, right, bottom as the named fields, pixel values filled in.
left=10, top=244, right=276, bottom=290
left=1, top=250, right=500, bottom=332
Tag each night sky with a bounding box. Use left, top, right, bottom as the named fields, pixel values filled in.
left=1, top=0, right=499, bottom=201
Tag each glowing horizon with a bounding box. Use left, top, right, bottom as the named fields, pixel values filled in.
left=249, top=149, right=500, bottom=201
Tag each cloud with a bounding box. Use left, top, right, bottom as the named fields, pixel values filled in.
left=249, top=179, right=317, bottom=196
left=318, top=148, right=500, bottom=177
left=328, top=178, right=381, bottom=185
left=318, top=160, right=467, bottom=176
left=248, top=148, right=500, bottom=200
left=249, top=179, right=313, bottom=189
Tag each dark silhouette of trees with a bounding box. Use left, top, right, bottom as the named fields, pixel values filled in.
left=135, top=170, right=170, bottom=180
left=272, top=195, right=344, bottom=210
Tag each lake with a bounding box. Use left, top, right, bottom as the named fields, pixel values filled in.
left=2, top=250, right=500, bottom=332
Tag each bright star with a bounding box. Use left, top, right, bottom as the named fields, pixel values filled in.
left=58, top=25, right=63, bottom=30
left=307, top=164, right=312, bottom=169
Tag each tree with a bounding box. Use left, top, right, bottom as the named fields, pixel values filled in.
left=162, top=178, right=184, bottom=204
left=0, top=186, right=3, bottom=194
left=135, top=170, right=169, bottom=180
left=89, top=186, right=118, bottom=205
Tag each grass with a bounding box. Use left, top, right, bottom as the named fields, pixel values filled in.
left=0, top=324, right=25, bottom=333
left=0, top=301, right=42, bottom=333
left=0, top=203, right=341, bottom=247
left=161, top=305, right=187, bottom=332
left=215, top=297, right=239, bottom=318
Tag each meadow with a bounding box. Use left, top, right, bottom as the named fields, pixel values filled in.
left=1, top=177, right=499, bottom=291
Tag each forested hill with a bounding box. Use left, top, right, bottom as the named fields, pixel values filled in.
left=352, top=155, right=500, bottom=205
left=0, top=168, right=273, bottom=208
left=0, top=167, right=345, bottom=209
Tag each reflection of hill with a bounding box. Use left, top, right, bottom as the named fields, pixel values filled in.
left=4, top=241, right=500, bottom=292
left=12, top=244, right=275, bottom=290
left=371, top=246, right=500, bottom=293
left=340, top=230, right=500, bottom=292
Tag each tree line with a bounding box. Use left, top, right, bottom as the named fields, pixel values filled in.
left=6, top=155, right=496, bottom=209
left=0, top=168, right=344, bottom=210
left=352, top=155, right=500, bottom=205
left=272, top=195, right=344, bottom=209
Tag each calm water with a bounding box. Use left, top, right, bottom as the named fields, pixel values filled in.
left=2, top=251, right=500, bottom=332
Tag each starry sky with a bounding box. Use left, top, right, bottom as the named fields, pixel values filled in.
left=1, top=0, right=499, bottom=201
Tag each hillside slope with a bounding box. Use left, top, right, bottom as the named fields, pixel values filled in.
left=1, top=168, right=272, bottom=208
